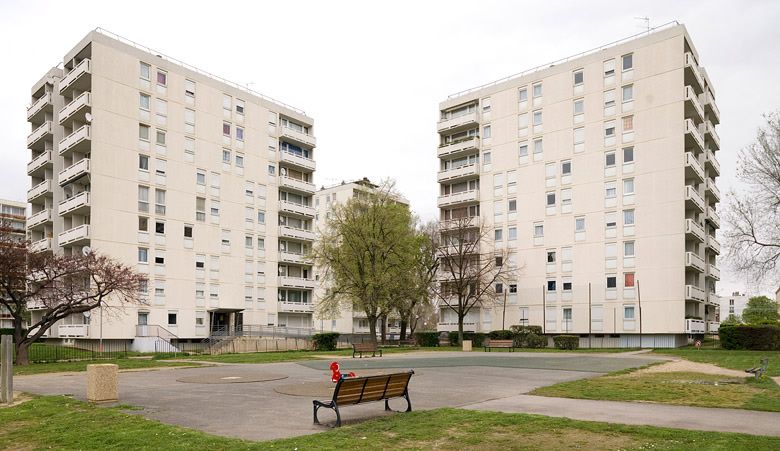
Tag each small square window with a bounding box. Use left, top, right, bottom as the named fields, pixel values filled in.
left=622, top=54, right=633, bottom=71
left=605, top=152, right=616, bottom=167
left=547, top=280, right=557, bottom=292
left=155, top=221, right=165, bottom=235
left=623, top=147, right=634, bottom=163
left=139, top=124, right=150, bottom=141
left=138, top=154, right=149, bottom=170
left=547, top=251, right=556, bottom=263
left=223, top=150, right=231, bottom=163
left=184, top=224, right=193, bottom=238
left=223, top=122, right=231, bottom=136
left=156, top=71, right=167, bottom=86
left=622, top=85, right=634, bottom=102
left=518, top=88, right=528, bottom=102
left=575, top=217, right=585, bottom=232
left=139, top=62, right=150, bottom=80
left=139, top=93, right=150, bottom=110
left=561, top=160, right=572, bottom=175
left=494, top=229, right=503, bottom=241
left=574, top=99, right=584, bottom=114
left=236, top=154, right=244, bottom=168
left=236, top=127, right=244, bottom=141
left=138, top=216, right=148, bottom=232
left=168, top=313, right=177, bottom=325
left=574, top=70, right=583, bottom=85
left=607, top=276, right=617, bottom=289
left=534, top=224, right=544, bottom=237
left=533, top=83, right=542, bottom=98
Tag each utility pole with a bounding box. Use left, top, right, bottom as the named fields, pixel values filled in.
left=542, top=285, right=546, bottom=334
left=588, top=283, right=592, bottom=349
left=637, top=279, right=643, bottom=348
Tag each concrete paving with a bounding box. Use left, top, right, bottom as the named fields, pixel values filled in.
left=14, top=351, right=780, bottom=441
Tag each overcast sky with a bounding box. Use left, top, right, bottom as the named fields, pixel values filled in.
left=2, top=0, right=779, bottom=295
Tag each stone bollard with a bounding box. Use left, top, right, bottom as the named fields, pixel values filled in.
left=87, top=363, right=118, bottom=403
left=1, top=335, right=12, bottom=403
left=462, top=339, right=472, bottom=352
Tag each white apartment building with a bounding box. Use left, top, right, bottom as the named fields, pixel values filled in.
left=313, top=178, right=409, bottom=336
left=436, top=23, right=721, bottom=347
left=716, top=292, right=749, bottom=320
left=0, top=198, right=26, bottom=329
left=25, top=29, right=318, bottom=348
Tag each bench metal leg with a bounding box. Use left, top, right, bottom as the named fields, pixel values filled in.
left=384, top=392, right=412, bottom=413
left=313, top=401, right=342, bottom=427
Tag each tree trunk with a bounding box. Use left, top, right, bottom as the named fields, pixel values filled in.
left=458, top=314, right=465, bottom=345
left=399, top=319, right=408, bottom=341
left=380, top=315, right=387, bottom=344
left=368, top=316, right=378, bottom=345
left=13, top=317, right=28, bottom=366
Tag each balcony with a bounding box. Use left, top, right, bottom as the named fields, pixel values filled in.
left=58, top=158, right=90, bottom=186
left=684, top=185, right=704, bottom=213
left=685, top=251, right=705, bottom=272
left=279, top=225, right=315, bottom=242
left=59, top=92, right=92, bottom=126
left=705, top=179, right=720, bottom=203
left=58, top=324, right=89, bottom=338
left=684, top=152, right=704, bottom=183
left=685, top=318, right=705, bottom=334
left=705, top=149, right=720, bottom=176
left=27, top=92, right=52, bottom=123
left=27, top=180, right=51, bottom=203
left=685, top=218, right=705, bottom=243
left=27, top=121, right=52, bottom=150
left=58, top=191, right=90, bottom=216
left=706, top=264, right=721, bottom=280
left=278, top=276, right=316, bottom=290
left=279, top=176, right=315, bottom=194
left=684, top=52, right=704, bottom=94
left=437, top=163, right=480, bottom=183
left=684, top=86, right=704, bottom=124
left=437, top=321, right=479, bottom=332
left=437, top=189, right=479, bottom=208
left=685, top=285, right=705, bottom=302
left=279, top=251, right=311, bottom=265
left=437, top=110, right=479, bottom=133
left=706, top=206, right=720, bottom=228
left=703, top=121, right=720, bottom=151
left=279, top=126, right=316, bottom=148
left=27, top=209, right=52, bottom=230
left=279, top=200, right=315, bottom=218
left=30, top=238, right=52, bottom=253
left=685, top=119, right=704, bottom=153
left=59, top=125, right=91, bottom=156
left=27, top=151, right=52, bottom=177
left=279, top=150, right=316, bottom=172
left=58, top=224, right=90, bottom=246
left=707, top=235, right=721, bottom=255
left=59, top=58, right=91, bottom=94
left=439, top=217, right=479, bottom=231
left=707, top=321, right=720, bottom=333
left=438, top=136, right=479, bottom=158
left=278, top=301, right=314, bottom=313
left=705, top=90, right=720, bottom=125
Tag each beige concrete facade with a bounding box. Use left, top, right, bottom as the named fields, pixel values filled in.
left=25, top=30, right=317, bottom=347
left=0, top=198, right=26, bottom=329
left=436, top=24, right=721, bottom=347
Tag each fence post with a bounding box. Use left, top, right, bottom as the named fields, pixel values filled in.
left=1, top=335, right=13, bottom=403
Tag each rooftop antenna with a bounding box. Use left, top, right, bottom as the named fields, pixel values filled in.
left=635, top=16, right=650, bottom=33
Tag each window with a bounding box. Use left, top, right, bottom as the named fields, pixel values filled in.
left=138, top=216, right=148, bottom=232
left=510, top=284, right=518, bottom=294
left=604, top=90, right=615, bottom=108
left=547, top=280, right=557, bottom=292
left=245, top=236, right=253, bottom=249
left=622, top=53, right=633, bottom=71
left=221, top=229, right=231, bottom=247
left=622, top=115, right=634, bottom=132
left=533, top=139, right=543, bottom=155
left=623, top=209, right=635, bottom=225
left=155, top=158, right=166, bottom=176
left=508, top=227, right=517, bottom=240
left=167, top=312, right=177, bottom=326
left=138, top=280, right=148, bottom=295
left=196, top=170, right=206, bottom=185
left=605, top=121, right=616, bottom=137
left=156, top=71, right=167, bottom=86
left=138, top=247, right=148, bottom=263
left=624, top=241, right=635, bottom=257
left=533, top=110, right=542, bottom=126
left=483, top=125, right=491, bottom=138
left=211, top=201, right=220, bottom=217
left=518, top=143, right=528, bottom=157
left=532, top=83, right=542, bottom=98
left=155, top=250, right=165, bottom=265
left=185, top=109, right=195, bottom=127
left=495, top=256, right=503, bottom=267
left=605, top=182, right=617, bottom=199
left=185, top=79, right=196, bottom=98
left=195, top=254, right=205, bottom=269
left=508, top=199, right=517, bottom=212
left=563, top=281, right=573, bottom=292
left=518, top=88, right=528, bottom=102
left=184, top=224, right=193, bottom=238
left=223, top=122, right=231, bottom=136
left=574, top=127, right=585, bottom=144
left=138, top=186, right=149, bottom=212
left=561, top=189, right=572, bottom=207
left=155, top=189, right=166, bottom=214
left=604, top=59, right=615, bottom=77
left=495, top=283, right=504, bottom=294
left=623, top=178, right=635, bottom=195
left=154, top=130, right=166, bottom=147
left=236, top=127, right=244, bottom=141
left=534, top=224, right=544, bottom=237
left=575, top=217, right=585, bottom=232
left=546, top=192, right=556, bottom=207
left=574, top=70, right=583, bottom=85
left=623, top=147, right=634, bottom=163
left=139, top=93, right=150, bottom=110
left=573, top=99, right=584, bottom=115
left=547, top=250, right=556, bottom=263
left=139, top=62, right=150, bottom=80
left=605, top=152, right=616, bottom=167
left=257, top=238, right=265, bottom=250
left=268, top=165, right=276, bottom=176
left=622, top=84, right=633, bottom=102
left=257, top=211, right=266, bottom=224
left=545, top=163, right=555, bottom=179
left=196, top=197, right=206, bottom=221
left=235, top=99, right=245, bottom=115
left=222, top=149, right=231, bottom=163
left=138, top=154, right=149, bottom=170
left=624, top=306, right=635, bottom=320
left=235, top=154, right=244, bottom=168
left=482, top=97, right=491, bottom=112
left=494, top=229, right=503, bottom=242
left=607, top=276, right=617, bottom=289
left=561, top=160, right=572, bottom=176
left=605, top=212, right=617, bottom=229
left=483, top=152, right=491, bottom=165
left=155, top=221, right=165, bottom=235
left=139, top=124, right=150, bottom=141
left=156, top=99, right=167, bottom=117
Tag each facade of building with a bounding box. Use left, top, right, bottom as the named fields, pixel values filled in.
left=0, top=198, right=27, bottom=329
left=313, top=178, right=409, bottom=335
left=716, top=292, right=749, bottom=320
left=435, top=23, right=721, bottom=347
left=25, top=29, right=318, bottom=347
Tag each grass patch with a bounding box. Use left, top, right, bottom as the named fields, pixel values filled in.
left=532, top=370, right=780, bottom=412
left=653, top=349, right=780, bottom=377
left=13, top=358, right=199, bottom=376
left=2, top=396, right=780, bottom=450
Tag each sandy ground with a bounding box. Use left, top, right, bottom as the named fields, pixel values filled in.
left=634, top=359, right=748, bottom=378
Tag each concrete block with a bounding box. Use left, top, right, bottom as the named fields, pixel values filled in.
left=87, top=363, right=118, bottom=402
left=462, top=340, right=472, bottom=352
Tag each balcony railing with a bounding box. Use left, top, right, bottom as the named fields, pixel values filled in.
left=437, top=163, right=480, bottom=182
left=279, top=126, right=316, bottom=148
left=27, top=92, right=52, bottom=121
left=279, top=175, right=315, bottom=193
left=27, top=180, right=51, bottom=202
left=685, top=185, right=704, bottom=213
left=707, top=264, right=721, bottom=280
left=706, top=206, right=720, bottom=228
left=58, top=324, right=90, bottom=338
left=684, top=152, right=704, bottom=182
left=30, top=238, right=52, bottom=253
left=703, top=121, right=720, bottom=151
left=59, top=58, right=91, bottom=94
left=706, top=179, right=720, bottom=203
left=279, top=200, right=315, bottom=217
left=685, top=218, right=705, bottom=242
left=707, top=321, right=720, bottom=333
left=27, top=209, right=51, bottom=228
left=279, top=225, right=315, bottom=242
left=437, top=189, right=479, bottom=207
left=279, top=251, right=311, bottom=264
left=684, top=52, right=704, bottom=94
left=27, top=151, right=52, bottom=176
left=279, top=150, right=316, bottom=171
left=27, top=121, right=52, bottom=149
left=59, top=92, right=92, bottom=125
left=278, top=276, right=316, bottom=289
left=685, top=251, right=705, bottom=272
left=278, top=301, right=314, bottom=313
left=59, top=158, right=91, bottom=186
left=437, top=111, right=479, bottom=132
left=685, top=118, right=704, bottom=152
left=705, top=90, right=720, bottom=125
left=705, top=149, right=720, bottom=176
left=685, top=285, right=705, bottom=302
left=58, top=191, right=90, bottom=216
left=59, top=125, right=91, bottom=156
left=438, top=136, right=479, bottom=158
left=685, top=318, right=705, bottom=334
left=707, top=235, right=721, bottom=255
left=684, top=86, right=704, bottom=123
left=58, top=224, right=90, bottom=246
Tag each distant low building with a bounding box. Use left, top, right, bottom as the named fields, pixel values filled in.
left=716, top=292, right=749, bottom=320
left=1, top=198, right=27, bottom=329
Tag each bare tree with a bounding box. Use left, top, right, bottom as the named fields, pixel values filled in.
left=725, top=111, right=780, bottom=286
left=0, top=221, right=147, bottom=365
left=433, top=217, right=516, bottom=343
left=395, top=220, right=439, bottom=340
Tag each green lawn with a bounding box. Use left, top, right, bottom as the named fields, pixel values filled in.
left=532, top=370, right=780, bottom=412
left=1, top=396, right=779, bottom=450
left=653, top=349, right=780, bottom=377
left=12, top=359, right=200, bottom=376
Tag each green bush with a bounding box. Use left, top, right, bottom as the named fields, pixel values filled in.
left=312, top=332, right=340, bottom=351
left=488, top=330, right=514, bottom=340
left=510, top=325, right=547, bottom=348
left=525, top=333, right=548, bottom=348
left=448, top=332, right=486, bottom=347
left=510, top=325, right=543, bottom=335
left=414, top=331, right=439, bottom=347
left=719, top=325, right=780, bottom=350
left=553, top=335, right=580, bottom=350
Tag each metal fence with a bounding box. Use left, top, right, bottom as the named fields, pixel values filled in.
left=26, top=340, right=129, bottom=363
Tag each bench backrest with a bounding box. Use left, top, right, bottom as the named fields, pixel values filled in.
left=353, top=342, right=378, bottom=351
left=333, top=372, right=413, bottom=406
left=761, top=358, right=769, bottom=369
left=488, top=339, right=514, bottom=346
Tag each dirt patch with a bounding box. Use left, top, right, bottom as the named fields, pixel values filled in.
left=632, top=360, right=746, bottom=377
left=0, top=392, right=33, bottom=408
left=406, top=427, right=639, bottom=450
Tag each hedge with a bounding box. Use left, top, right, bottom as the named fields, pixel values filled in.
left=719, top=325, right=780, bottom=350
left=488, top=330, right=514, bottom=340
left=553, top=335, right=580, bottom=350
left=448, top=332, right=487, bottom=347
left=312, top=332, right=340, bottom=351
left=510, top=325, right=547, bottom=348
left=414, top=331, right=439, bottom=347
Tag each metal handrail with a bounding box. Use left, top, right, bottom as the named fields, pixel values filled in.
left=448, top=21, right=680, bottom=99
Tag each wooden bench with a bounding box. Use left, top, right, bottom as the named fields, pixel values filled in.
left=484, top=339, right=515, bottom=352
left=399, top=339, right=416, bottom=347
left=313, top=371, right=414, bottom=427
left=746, top=358, right=769, bottom=379
left=352, top=342, right=382, bottom=358
left=438, top=338, right=451, bottom=347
